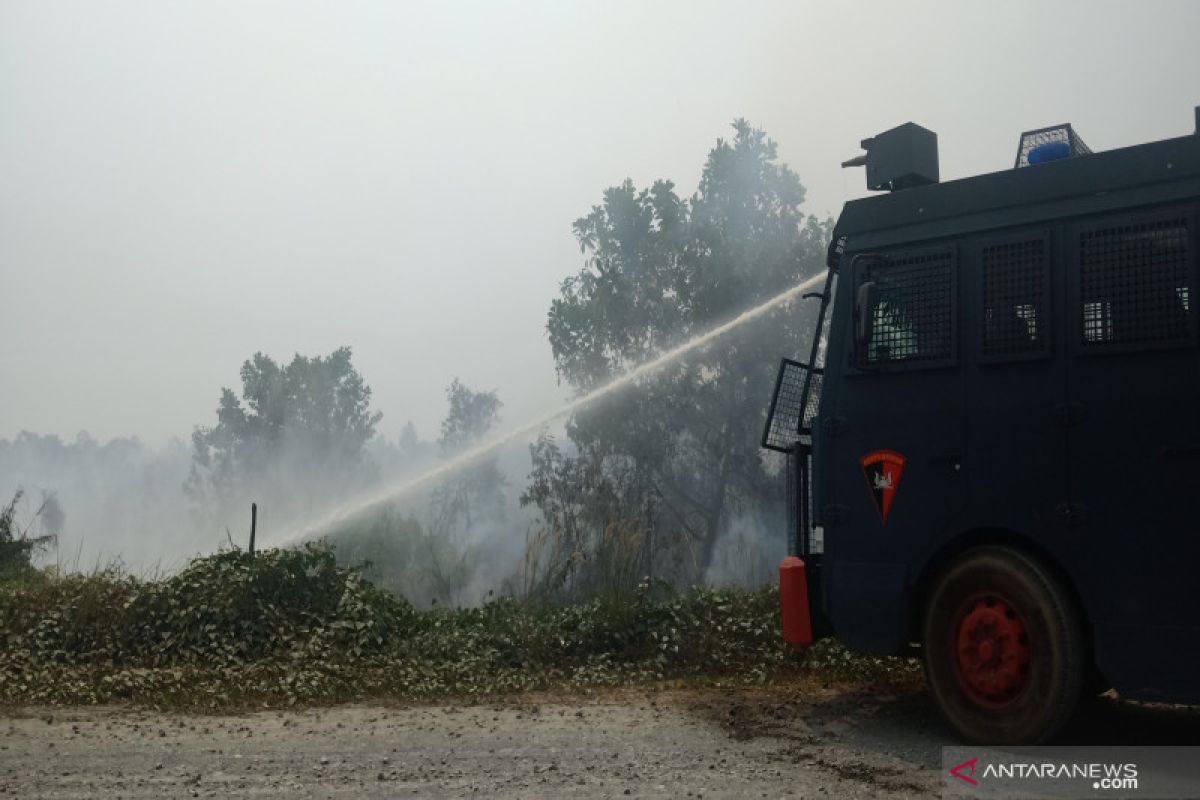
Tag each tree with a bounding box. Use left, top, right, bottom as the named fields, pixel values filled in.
left=429, top=379, right=506, bottom=539
left=419, top=379, right=507, bottom=604
left=336, top=383, right=508, bottom=609
left=519, top=431, right=657, bottom=602
left=537, top=120, right=830, bottom=583
left=331, top=508, right=461, bottom=608
left=186, top=347, right=382, bottom=527
left=398, top=421, right=420, bottom=455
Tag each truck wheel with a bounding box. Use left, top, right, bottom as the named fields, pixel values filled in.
left=922, top=545, right=1084, bottom=744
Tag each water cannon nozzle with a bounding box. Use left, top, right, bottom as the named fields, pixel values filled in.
left=845, top=123, right=939, bottom=192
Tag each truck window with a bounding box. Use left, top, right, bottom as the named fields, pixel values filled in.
left=981, top=235, right=1050, bottom=361
left=1078, top=212, right=1194, bottom=350
left=860, top=247, right=955, bottom=368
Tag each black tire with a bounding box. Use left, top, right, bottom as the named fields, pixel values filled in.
left=922, top=545, right=1085, bottom=744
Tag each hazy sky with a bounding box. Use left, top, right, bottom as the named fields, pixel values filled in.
left=3, top=0, right=1198, bottom=446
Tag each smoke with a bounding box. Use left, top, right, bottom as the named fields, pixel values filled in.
left=0, top=425, right=459, bottom=576
left=703, top=508, right=789, bottom=589
left=0, top=432, right=201, bottom=571
left=2, top=278, right=821, bottom=600
left=264, top=278, right=821, bottom=605
left=320, top=432, right=549, bottom=608
left=275, top=275, right=822, bottom=549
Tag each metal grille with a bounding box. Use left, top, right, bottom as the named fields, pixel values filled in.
left=865, top=248, right=955, bottom=365
left=800, top=449, right=823, bottom=555
left=785, top=448, right=799, bottom=554
left=1079, top=214, right=1193, bottom=349
left=1014, top=124, right=1092, bottom=168
left=981, top=237, right=1049, bottom=359
left=762, top=359, right=822, bottom=453
left=785, top=447, right=823, bottom=556
left=802, top=371, right=823, bottom=437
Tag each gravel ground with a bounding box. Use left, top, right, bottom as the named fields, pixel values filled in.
left=4, top=681, right=1199, bottom=799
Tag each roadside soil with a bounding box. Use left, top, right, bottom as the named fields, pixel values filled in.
left=3, top=678, right=1198, bottom=799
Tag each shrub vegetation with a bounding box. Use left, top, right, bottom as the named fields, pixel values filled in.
left=0, top=543, right=916, bottom=709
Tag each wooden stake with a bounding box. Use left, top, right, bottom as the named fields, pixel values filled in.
left=249, top=502, right=257, bottom=558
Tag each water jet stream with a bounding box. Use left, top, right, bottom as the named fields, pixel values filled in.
left=276, top=273, right=825, bottom=546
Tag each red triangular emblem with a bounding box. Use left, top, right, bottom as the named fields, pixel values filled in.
left=860, top=450, right=906, bottom=523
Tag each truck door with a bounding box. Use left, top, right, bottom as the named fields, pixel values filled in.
left=964, top=229, right=1069, bottom=553
left=1064, top=206, right=1200, bottom=699
left=824, top=244, right=967, bottom=652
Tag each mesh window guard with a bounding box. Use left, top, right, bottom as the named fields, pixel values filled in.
left=1078, top=214, right=1194, bottom=350
left=865, top=248, right=955, bottom=366
left=982, top=237, right=1049, bottom=360
left=762, top=359, right=823, bottom=453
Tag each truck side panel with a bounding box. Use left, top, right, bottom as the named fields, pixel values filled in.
left=817, top=202, right=1200, bottom=704
left=1063, top=205, right=1200, bottom=701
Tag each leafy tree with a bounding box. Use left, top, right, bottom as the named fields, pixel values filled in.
left=186, top=347, right=382, bottom=526
left=519, top=432, right=658, bottom=602
left=418, top=379, right=508, bottom=605
left=536, top=120, right=830, bottom=583
left=429, top=379, right=506, bottom=540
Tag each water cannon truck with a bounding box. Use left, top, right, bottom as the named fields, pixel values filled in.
left=764, top=108, right=1200, bottom=744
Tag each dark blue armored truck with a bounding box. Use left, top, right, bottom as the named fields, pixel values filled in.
left=764, top=108, right=1200, bottom=744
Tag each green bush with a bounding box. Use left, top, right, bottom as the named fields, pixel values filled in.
left=0, top=543, right=917, bottom=708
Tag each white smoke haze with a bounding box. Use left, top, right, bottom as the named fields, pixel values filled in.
left=704, top=510, right=789, bottom=589
left=0, top=274, right=811, bottom=603
left=5, top=3, right=1197, bottom=444
left=318, top=432, right=545, bottom=607
left=4, top=1, right=1199, bottom=603
left=0, top=433, right=198, bottom=572
left=0, top=421, right=538, bottom=601
left=279, top=278, right=818, bottom=550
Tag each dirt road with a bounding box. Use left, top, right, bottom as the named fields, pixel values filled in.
left=4, top=681, right=1199, bottom=799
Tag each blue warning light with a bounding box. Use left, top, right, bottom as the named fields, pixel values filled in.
left=1027, top=141, right=1072, bottom=165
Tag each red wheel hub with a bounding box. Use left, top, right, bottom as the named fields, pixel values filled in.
left=952, top=595, right=1031, bottom=706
